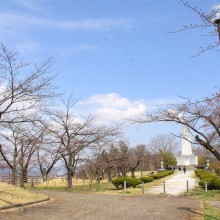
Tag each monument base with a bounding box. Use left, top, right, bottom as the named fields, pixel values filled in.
left=177, top=155, right=198, bottom=166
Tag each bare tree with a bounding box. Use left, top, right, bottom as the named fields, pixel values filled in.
left=87, top=141, right=129, bottom=182
left=0, top=43, right=58, bottom=125
left=131, top=91, right=220, bottom=161
left=0, top=43, right=59, bottom=185
left=36, top=143, right=62, bottom=182
left=45, top=97, right=121, bottom=188
left=83, top=138, right=122, bottom=183
left=0, top=121, right=43, bottom=186
left=169, top=1, right=220, bottom=56
left=98, top=146, right=120, bottom=182
left=116, top=141, right=130, bottom=177
left=127, top=145, right=146, bottom=178
left=148, top=134, right=179, bottom=154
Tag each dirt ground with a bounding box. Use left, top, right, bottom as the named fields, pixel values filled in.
left=0, top=190, right=203, bottom=220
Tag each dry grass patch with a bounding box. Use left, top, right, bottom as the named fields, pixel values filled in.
left=0, top=182, right=48, bottom=209
left=33, top=171, right=176, bottom=196
left=37, top=177, right=108, bottom=188
left=127, top=171, right=155, bottom=178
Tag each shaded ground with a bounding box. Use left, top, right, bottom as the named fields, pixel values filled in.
left=0, top=190, right=203, bottom=220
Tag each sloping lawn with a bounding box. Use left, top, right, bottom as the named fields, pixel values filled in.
left=0, top=182, right=49, bottom=210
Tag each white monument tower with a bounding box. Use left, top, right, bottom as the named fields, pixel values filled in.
left=177, top=125, right=198, bottom=166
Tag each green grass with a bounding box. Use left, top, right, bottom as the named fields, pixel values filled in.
left=204, top=204, right=220, bottom=220
left=29, top=172, right=176, bottom=195
left=190, top=187, right=220, bottom=220
left=31, top=181, right=142, bottom=195
left=190, top=187, right=220, bottom=199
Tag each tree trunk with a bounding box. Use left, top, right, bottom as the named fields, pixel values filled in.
left=43, top=168, right=47, bottom=182
left=19, top=162, right=24, bottom=188
left=11, top=155, right=17, bottom=185
left=96, top=169, right=101, bottom=183
left=121, top=168, right=126, bottom=177
left=196, top=136, right=220, bottom=161
left=107, top=169, right=112, bottom=182
left=11, top=147, right=18, bottom=185
left=19, top=147, right=24, bottom=188
left=130, top=169, right=135, bottom=178
left=23, top=166, right=28, bottom=183
left=11, top=166, right=17, bottom=185
left=67, top=154, right=73, bottom=188
left=67, top=167, right=73, bottom=188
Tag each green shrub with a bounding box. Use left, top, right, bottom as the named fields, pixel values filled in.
left=139, top=176, right=153, bottom=183
left=151, top=170, right=174, bottom=179
left=195, top=169, right=220, bottom=190
left=112, top=177, right=142, bottom=189
left=212, top=178, right=220, bottom=189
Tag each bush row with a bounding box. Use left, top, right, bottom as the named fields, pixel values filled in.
left=195, top=169, right=220, bottom=190
left=111, top=177, right=142, bottom=189
left=112, top=170, right=174, bottom=189
left=139, top=176, right=154, bottom=183
left=151, top=170, right=174, bottom=179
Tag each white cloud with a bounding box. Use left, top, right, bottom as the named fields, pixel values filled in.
left=15, top=40, right=41, bottom=55
left=58, top=44, right=98, bottom=56
left=76, top=93, right=180, bottom=125
left=15, top=0, right=43, bottom=12
left=0, top=12, right=136, bottom=32
left=54, top=18, right=136, bottom=31
left=77, top=93, right=147, bottom=123
left=82, top=93, right=131, bottom=108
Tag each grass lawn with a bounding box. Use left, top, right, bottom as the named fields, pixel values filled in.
left=190, top=188, right=220, bottom=220
left=29, top=171, right=176, bottom=195
left=0, top=182, right=49, bottom=210
left=2, top=170, right=220, bottom=220
left=0, top=171, right=163, bottom=211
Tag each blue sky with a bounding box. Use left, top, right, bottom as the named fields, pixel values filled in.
left=1, top=0, right=219, bottom=146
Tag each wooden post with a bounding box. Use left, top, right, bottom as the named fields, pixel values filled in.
left=163, top=181, right=166, bottom=194
left=186, top=180, right=189, bottom=193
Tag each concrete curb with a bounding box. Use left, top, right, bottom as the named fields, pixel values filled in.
left=0, top=197, right=50, bottom=211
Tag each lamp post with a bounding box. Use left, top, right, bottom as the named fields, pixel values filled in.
left=211, top=4, right=220, bottom=42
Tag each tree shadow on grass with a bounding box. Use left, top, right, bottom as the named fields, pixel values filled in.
left=177, top=207, right=205, bottom=220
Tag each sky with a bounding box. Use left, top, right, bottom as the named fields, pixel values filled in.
left=1, top=0, right=220, bottom=146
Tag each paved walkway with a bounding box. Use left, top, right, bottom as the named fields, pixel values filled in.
left=0, top=171, right=202, bottom=219
left=146, top=170, right=198, bottom=196
left=0, top=191, right=202, bottom=220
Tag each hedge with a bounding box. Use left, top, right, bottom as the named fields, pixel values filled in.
left=151, top=170, right=174, bottom=179
left=112, top=171, right=174, bottom=189
left=195, top=169, right=220, bottom=190
left=139, top=176, right=154, bottom=183
left=112, top=177, right=142, bottom=189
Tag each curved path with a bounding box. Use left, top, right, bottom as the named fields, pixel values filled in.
left=0, top=191, right=202, bottom=220
left=146, top=170, right=198, bottom=196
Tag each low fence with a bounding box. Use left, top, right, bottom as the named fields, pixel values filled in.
left=122, top=180, right=192, bottom=195
left=0, top=175, right=44, bottom=184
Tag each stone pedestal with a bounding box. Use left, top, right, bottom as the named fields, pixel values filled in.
left=177, top=155, right=198, bottom=166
